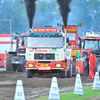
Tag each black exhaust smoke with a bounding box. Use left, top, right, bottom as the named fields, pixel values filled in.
left=57, top=0, right=72, bottom=28
left=24, top=0, right=36, bottom=29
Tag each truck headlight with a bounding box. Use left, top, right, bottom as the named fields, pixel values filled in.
left=28, top=64, right=33, bottom=67
left=56, top=64, right=61, bottom=67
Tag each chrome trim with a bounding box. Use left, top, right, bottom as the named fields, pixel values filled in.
left=26, top=68, right=37, bottom=69
left=51, top=68, right=64, bottom=69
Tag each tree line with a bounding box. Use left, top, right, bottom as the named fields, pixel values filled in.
left=0, top=0, right=100, bottom=37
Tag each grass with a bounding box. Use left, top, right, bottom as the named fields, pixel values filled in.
left=30, top=86, right=100, bottom=100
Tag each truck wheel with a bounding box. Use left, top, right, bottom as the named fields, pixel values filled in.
left=67, top=64, right=72, bottom=78
left=60, top=61, right=67, bottom=78
left=13, top=65, right=17, bottom=72
left=60, top=71, right=66, bottom=78
left=17, top=64, right=26, bottom=72
left=67, top=60, right=72, bottom=78
left=72, top=62, right=76, bottom=73
left=97, top=62, right=100, bottom=75
left=83, top=61, right=88, bottom=76
left=27, top=70, right=33, bottom=78
left=6, top=54, right=15, bottom=71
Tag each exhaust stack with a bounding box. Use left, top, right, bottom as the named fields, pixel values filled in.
left=24, top=0, right=36, bottom=29
left=29, top=28, right=33, bottom=32
left=57, top=0, right=72, bottom=28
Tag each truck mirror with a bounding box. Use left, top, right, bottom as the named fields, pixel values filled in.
left=14, top=32, right=19, bottom=39
left=66, top=37, right=69, bottom=44
left=78, top=37, right=82, bottom=49
left=22, top=40, right=24, bottom=46
left=14, top=36, right=17, bottom=39
left=0, top=59, right=2, bottom=61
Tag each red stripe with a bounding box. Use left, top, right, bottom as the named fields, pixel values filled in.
left=13, top=42, right=16, bottom=44
left=0, top=42, right=11, bottom=44
left=12, top=42, right=21, bottom=44
left=0, top=54, right=4, bottom=58
left=0, top=41, right=21, bottom=44
left=0, top=60, right=4, bottom=66
left=0, top=34, right=11, bottom=37
left=0, top=54, right=4, bottom=66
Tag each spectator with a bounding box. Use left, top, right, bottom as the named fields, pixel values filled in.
left=86, top=52, right=96, bottom=79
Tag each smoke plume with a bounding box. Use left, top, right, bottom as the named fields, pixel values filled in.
left=57, top=0, right=72, bottom=28
left=24, top=0, right=36, bottom=29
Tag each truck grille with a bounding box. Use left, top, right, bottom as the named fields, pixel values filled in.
left=34, top=53, right=55, bottom=60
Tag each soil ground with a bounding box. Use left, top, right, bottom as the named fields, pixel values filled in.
left=0, top=71, right=96, bottom=100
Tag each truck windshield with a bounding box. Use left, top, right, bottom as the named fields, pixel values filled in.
left=84, top=40, right=98, bottom=51
left=66, top=33, right=76, bottom=40
left=27, top=37, right=63, bottom=48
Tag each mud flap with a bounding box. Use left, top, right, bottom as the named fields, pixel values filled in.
left=60, top=60, right=67, bottom=78
left=27, top=70, right=33, bottom=78
left=83, top=60, right=88, bottom=76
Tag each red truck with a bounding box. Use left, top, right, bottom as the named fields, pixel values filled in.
left=0, top=34, right=15, bottom=71
left=61, top=25, right=87, bottom=76
left=25, top=27, right=72, bottom=78
left=82, top=32, right=100, bottom=75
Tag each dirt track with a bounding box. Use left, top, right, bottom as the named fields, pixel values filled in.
left=0, top=71, right=93, bottom=100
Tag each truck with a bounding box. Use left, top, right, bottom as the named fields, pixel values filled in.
left=25, top=27, right=72, bottom=78
left=0, top=34, right=11, bottom=71
left=60, top=25, right=87, bottom=76
left=0, top=34, right=18, bottom=71
left=82, top=32, right=100, bottom=75
left=5, top=32, right=27, bottom=72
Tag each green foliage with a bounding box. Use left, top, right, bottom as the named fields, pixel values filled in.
left=0, top=0, right=28, bottom=34
left=33, top=0, right=59, bottom=27
left=0, top=0, right=59, bottom=34
left=0, top=0, right=100, bottom=35
left=31, top=86, right=100, bottom=100
left=60, top=86, right=100, bottom=100
left=12, top=0, right=28, bottom=33
left=69, top=0, right=100, bottom=37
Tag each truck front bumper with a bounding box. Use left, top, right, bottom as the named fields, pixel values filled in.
left=26, top=61, right=65, bottom=71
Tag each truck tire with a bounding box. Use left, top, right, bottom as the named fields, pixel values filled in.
left=83, top=61, right=88, bottom=76
left=6, top=54, right=15, bottom=71
left=67, top=71, right=70, bottom=77
left=67, top=65, right=72, bottom=78
left=27, top=70, right=33, bottom=78
left=60, top=71, right=66, bottom=78
left=13, top=65, right=17, bottom=72
left=60, top=61, right=67, bottom=78
left=67, top=60, right=72, bottom=78
left=72, top=62, right=76, bottom=73
left=17, top=64, right=26, bottom=72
